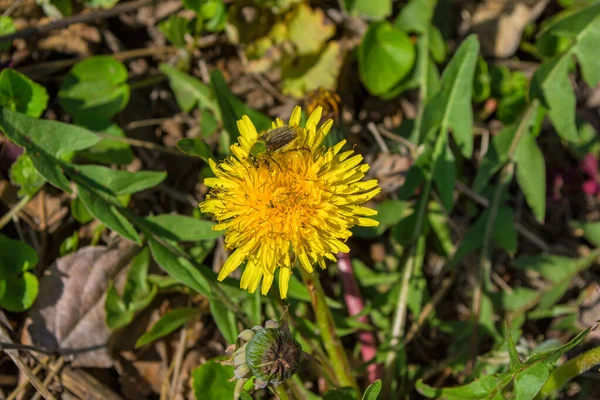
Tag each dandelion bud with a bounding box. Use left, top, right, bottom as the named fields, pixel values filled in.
left=221, top=319, right=307, bottom=399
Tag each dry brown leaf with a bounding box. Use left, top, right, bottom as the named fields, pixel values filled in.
left=25, top=244, right=138, bottom=368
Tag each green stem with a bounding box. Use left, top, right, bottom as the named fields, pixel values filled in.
left=536, top=346, right=600, bottom=399
left=299, top=267, right=358, bottom=390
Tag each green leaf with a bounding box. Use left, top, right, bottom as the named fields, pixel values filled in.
left=78, top=123, right=133, bottom=166
left=158, top=15, right=189, bottom=47
left=191, top=360, right=236, bottom=400
left=0, top=16, right=16, bottom=50
left=570, top=220, right=600, bottom=247
left=76, top=183, right=141, bottom=244
left=353, top=200, right=408, bottom=238
left=420, top=35, right=479, bottom=158
left=530, top=55, right=577, bottom=142
left=0, top=107, right=100, bottom=193
left=0, top=69, right=49, bottom=118
left=515, top=128, right=546, bottom=223
left=59, top=56, right=129, bottom=125
left=514, top=362, right=549, bottom=400
left=135, top=307, right=200, bottom=348
left=525, top=328, right=590, bottom=365
left=76, top=164, right=166, bottom=196
left=394, top=0, right=437, bottom=34
left=281, top=41, right=344, bottom=97
left=323, top=387, right=358, bottom=400
left=358, top=22, right=416, bottom=96
left=506, top=327, right=522, bottom=371
left=362, top=380, right=382, bottom=400
left=345, top=0, right=391, bottom=20
left=105, top=284, right=130, bottom=329
left=210, top=300, right=237, bottom=344
left=71, top=197, right=94, bottom=224
left=429, top=25, right=447, bottom=63
left=160, top=64, right=219, bottom=115
left=148, top=238, right=212, bottom=296
left=287, top=4, right=336, bottom=55
left=176, top=138, right=214, bottom=161
left=145, top=214, right=223, bottom=242
left=9, top=154, right=46, bottom=197
left=433, top=142, right=455, bottom=211
left=210, top=70, right=272, bottom=140
left=416, top=375, right=499, bottom=399
left=106, top=248, right=156, bottom=330
left=0, top=234, right=39, bottom=312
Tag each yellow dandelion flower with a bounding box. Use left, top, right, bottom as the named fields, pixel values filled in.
left=200, top=106, right=380, bottom=299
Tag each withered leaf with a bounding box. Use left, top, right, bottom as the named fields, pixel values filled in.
left=26, top=244, right=138, bottom=367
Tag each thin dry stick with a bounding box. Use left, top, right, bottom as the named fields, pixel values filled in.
left=169, top=318, right=191, bottom=399
left=0, top=195, right=32, bottom=230
left=367, top=122, right=390, bottom=154
left=6, top=364, right=43, bottom=400
left=0, top=328, right=56, bottom=400
left=0, top=0, right=154, bottom=44
left=95, top=132, right=186, bottom=157
left=30, top=358, right=65, bottom=400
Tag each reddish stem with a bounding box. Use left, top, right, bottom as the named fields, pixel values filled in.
left=337, top=252, right=382, bottom=383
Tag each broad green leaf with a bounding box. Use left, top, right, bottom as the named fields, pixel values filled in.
left=0, top=272, right=39, bottom=312
left=210, top=300, right=237, bottom=344
left=79, top=123, right=133, bottom=166
left=514, top=362, right=549, bottom=400
left=323, top=387, right=358, bottom=400
left=416, top=375, right=500, bottom=399
left=106, top=248, right=156, bottom=330
left=0, top=234, right=39, bottom=312
left=176, top=138, right=214, bottom=161
left=352, top=259, right=401, bottom=287
left=191, top=360, right=236, bottom=400
left=473, top=57, right=491, bottom=103
left=160, top=64, right=219, bottom=115
left=9, top=154, right=46, bottom=197
left=158, top=15, right=189, bottom=47
left=105, top=284, right=130, bottom=329
left=493, top=206, right=518, bottom=255
left=532, top=5, right=600, bottom=142
left=287, top=3, right=335, bottom=55
left=76, top=164, right=166, bottom=196
left=282, top=41, right=344, bottom=97
left=59, top=56, right=130, bottom=125
left=515, top=129, right=546, bottom=222
left=0, top=69, right=49, bottom=117
left=570, top=220, right=600, bottom=247
left=362, top=380, right=382, bottom=400
left=210, top=70, right=272, bottom=140
left=145, top=214, right=223, bottom=242
left=358, top=22, right=416, bottom=96
left=0, top=107, right=100, bottom=193
left=148, top=238, right=212, bottom=296
left=71, top=197, right=94, bottom=224
left=135, top=307, right=199, bottom=348
left=345, top=0, right=391, bottom=20
left=76, top=183, right=141, bottom=244
left=420, top=35, right=479, bottom=158
left=0, top=16, right=15, bottom=50
left=429, top=25, right=447, bottom=63
left=394, top=0, right=437, bottom=34
left=530, top=55, right=577, bottom=142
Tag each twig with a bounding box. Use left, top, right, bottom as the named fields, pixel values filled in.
left=169, top=321, right=189, bottom=399
left=0, top=0, right=154, bottom=44
left=367, top=122, right=390, bottom=154
left=30, top=358, right=65, bottom=400
left=2, top=0, right=23, bottom=17
left=0, top=195, right=32, bottom=230
left=376, top=124, right=417, bottom=157
left=6, top=364, right=43, bottom=400
left=95, top=132, right=186, bottom=157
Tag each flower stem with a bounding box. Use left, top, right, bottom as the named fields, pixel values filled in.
left=299, top=267, right=358, bottom=390
left=535, top=346, right=600, bottom=399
